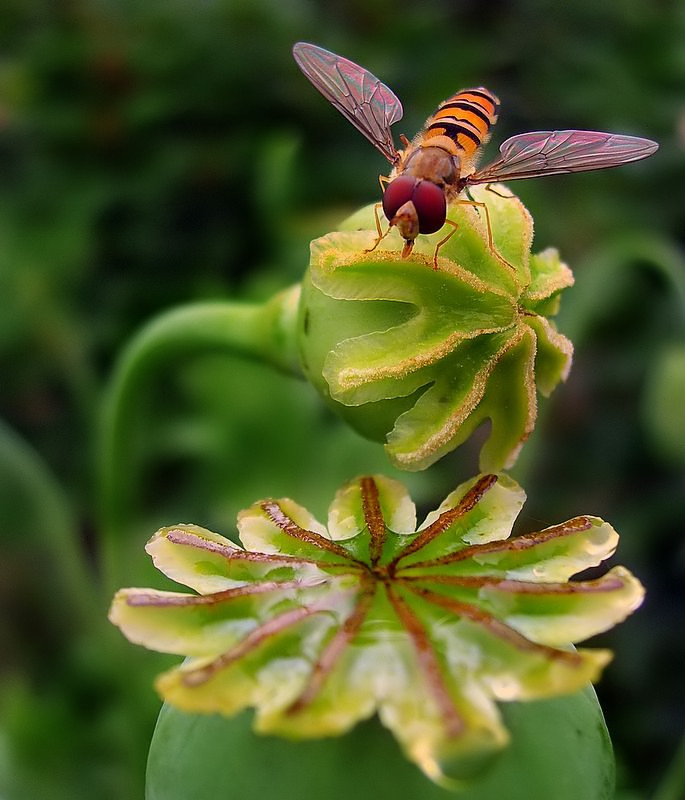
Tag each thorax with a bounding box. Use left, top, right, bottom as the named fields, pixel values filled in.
left=394, top=144, right=462, bottom=195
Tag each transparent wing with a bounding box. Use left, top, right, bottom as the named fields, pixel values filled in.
left=293, top=42, right=403, bottom=165
left=467, top=130, right=659, bottom=185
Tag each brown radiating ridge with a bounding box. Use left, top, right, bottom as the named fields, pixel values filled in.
left=405, top=515, right=594, bottom=571
left=360, top=477, right=387, bottom=566
left=165, top=528, right=362, bottom=572
left=180, top=603, right=329, bottom=687
left=386, top=584, right=464, bottom=737
left=260, top=501, right=363, bottom=564
left=125, top=579, right=326, bottom=607
left=287, top=576, right=377, bottom=715
left=399, top=572, right=626, bottom=594
left=391, top=474, right=498, bottom=567
left=403, top=581, right=583, bottom=666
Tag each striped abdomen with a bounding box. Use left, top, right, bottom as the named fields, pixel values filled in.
left=422, top=88, right=500, bottom=159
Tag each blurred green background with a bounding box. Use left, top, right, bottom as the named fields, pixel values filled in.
left=0, top=0, right=683, bottom=798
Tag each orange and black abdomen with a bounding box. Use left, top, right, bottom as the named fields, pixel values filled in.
left=422, top=87, right=500, bottom=158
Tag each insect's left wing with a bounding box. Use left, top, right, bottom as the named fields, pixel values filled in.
left=467, top=129, right=659, bottom=185
left=293, top=42, right=403, bottom=165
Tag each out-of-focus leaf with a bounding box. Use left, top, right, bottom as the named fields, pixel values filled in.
left=643, top=342, right=685, bottom=463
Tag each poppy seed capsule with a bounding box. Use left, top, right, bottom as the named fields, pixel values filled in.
left=298, top=185, right=577, bottom=472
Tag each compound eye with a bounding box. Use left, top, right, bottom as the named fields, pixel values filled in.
left=382, top=175, right=417, bottom=221
left=413, top=180, right=446, bottom=234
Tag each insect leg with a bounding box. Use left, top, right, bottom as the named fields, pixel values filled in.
left=363, top=202, right=392, bottom=255
left=432, top=219, right=458, bottom=270
left=484, top=183, right=515, bottom=200
left=456, top=190, right=515, bottom=271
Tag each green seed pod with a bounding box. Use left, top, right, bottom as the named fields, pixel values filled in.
left=147, top=689, right=615, bottom=800
left=298, top=185, right=574, bottom=471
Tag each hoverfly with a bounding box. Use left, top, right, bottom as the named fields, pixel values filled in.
left=292, top=42, right=658, bottom=268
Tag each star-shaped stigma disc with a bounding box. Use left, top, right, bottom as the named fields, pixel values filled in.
left=110, top=473, right=643, bottom=785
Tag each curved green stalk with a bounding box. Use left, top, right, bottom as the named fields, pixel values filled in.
left=98, top=285, right=302, bottom=595
left=0, top=419, right=100, bottom=628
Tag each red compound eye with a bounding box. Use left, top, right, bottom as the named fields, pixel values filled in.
left=412, top=180, right=446, bottom=234
left=382, top=175, right=417, bottom=221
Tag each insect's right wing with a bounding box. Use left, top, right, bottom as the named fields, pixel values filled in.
left=293, top=42, right=403, bottom=165
left=467, top=129, right=659, bottom=185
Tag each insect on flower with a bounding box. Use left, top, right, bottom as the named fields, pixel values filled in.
left=292, top=42, right=659, bottom=268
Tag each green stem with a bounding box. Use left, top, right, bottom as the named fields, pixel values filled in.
left=98, top=284, right=302, bottom=595
left=652, top=734, right=685, bottom=800
left=0, top=419, right=100, bottom=629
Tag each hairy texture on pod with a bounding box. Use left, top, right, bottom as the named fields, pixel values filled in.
left=298, top=184, right=574, bottom=472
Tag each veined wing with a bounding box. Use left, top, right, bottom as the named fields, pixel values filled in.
left=467, top=130, right=659, bottom=184
left=293, top=42, right=403, bottom=165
